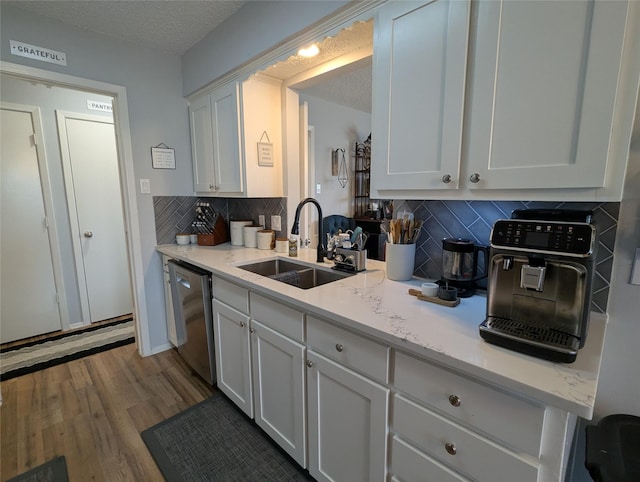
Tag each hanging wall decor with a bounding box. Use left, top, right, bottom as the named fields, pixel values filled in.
left=257, top=131, right=274, bottom=166
left=337, top=148, right=349, bottom=188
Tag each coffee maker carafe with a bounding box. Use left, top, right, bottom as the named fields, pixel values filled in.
left=441, top=238, right=489, bottom=298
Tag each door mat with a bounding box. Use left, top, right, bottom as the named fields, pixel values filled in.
left=0, top=318, right=134, bottom=381
left=141, top=392, right=313, bottom=481
left=6, top=455, right=68, bottom=482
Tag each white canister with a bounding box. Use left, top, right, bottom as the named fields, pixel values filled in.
left=230, top=220, right=252, bottom=246
left=385, top=242, right=416, bottom=281
left=275, top=238, right=288, bottom=253
left=243, top=225, right=262, bottom=248
left=257, top=229, right=275, bottom=250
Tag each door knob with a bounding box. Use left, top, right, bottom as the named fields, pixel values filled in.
left=84, top=231, right=94, bottom=238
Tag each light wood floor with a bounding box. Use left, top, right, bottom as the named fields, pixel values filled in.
left=0, top=342, right=215, bottom=481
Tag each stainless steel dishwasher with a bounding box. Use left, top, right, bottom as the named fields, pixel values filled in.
left=168, top=259, right=216, bottom=385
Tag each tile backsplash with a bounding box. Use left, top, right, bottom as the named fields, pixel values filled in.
left=153, top=196, right=618, bottom=312
left=153, top=196, right=287, bottom=245
left=393, top=200, right=619, bottom=313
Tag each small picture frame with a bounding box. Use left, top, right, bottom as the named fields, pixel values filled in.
left=151, top=144, right=176, bottom=169
left=257, top=142, right=274, bottom=166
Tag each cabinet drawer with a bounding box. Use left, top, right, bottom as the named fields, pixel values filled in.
left=391, top=435, right=469, bottom=482
left=394, top=351, right=544, bottom=456
left=307, top=316, right=389, bottom=383
left=250, top=293, right=304, bottom=342
left=213, top=276, right=249, bottom=314
left=393, top=394, right=539, bottom=482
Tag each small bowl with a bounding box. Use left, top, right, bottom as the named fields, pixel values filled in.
left=176, top=234, right=190, bottom=245
left=421, top=282, right=439, bottom=298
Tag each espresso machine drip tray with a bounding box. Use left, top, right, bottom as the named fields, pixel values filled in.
left=480, top=316, right=581, bottom=363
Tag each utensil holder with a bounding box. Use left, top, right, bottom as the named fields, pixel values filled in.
left=385, top=242, right=416, bottom=281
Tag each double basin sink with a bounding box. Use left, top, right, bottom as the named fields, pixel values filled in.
left=237, top=257, right=353, bottom=290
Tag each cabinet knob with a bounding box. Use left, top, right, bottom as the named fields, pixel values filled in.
left=306, top=360, right=314, bottom=368
left=209, top=184, right=214, bottom=190
left=335, top=343, right=344, bottom=352
left=445, top=443, right=457, bottom=456
left=84, top=231, right=94, bottom=238
left=441, top=174, right=452, bottom=184
left=448, top=394, right=462, bottom=407
left=240, top=321, right=245, bottom=328
left=250, top=327, right=255, bottom=334
left=469, top=173, right=481, bottom=183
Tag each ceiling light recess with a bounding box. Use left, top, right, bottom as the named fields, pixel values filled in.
left=298, top=44, right=319, bottom=57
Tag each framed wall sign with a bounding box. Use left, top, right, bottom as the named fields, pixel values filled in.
left=257, top=131, right=274, bottom=166
left=151, top=143, right=176, bottom=169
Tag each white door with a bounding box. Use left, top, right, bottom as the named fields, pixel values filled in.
left=57, top=111, right=132, bottom=323
left=1, top=105, right=62, bottom=342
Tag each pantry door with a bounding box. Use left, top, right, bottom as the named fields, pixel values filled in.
left=1, top=104, right=63, bottom=342
left=56, top=111, right=132, bottom=323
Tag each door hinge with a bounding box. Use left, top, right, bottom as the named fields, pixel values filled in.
left=43, top=216, right=49, bottom=229
left=55, top=293, right=61, bottom=304
left=30, top=134, right=37, bottom=147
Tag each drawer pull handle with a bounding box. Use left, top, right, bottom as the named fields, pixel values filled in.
left=445, top=443, right=457, bottom=455
left=448, top=394, right=462, bottom=407
left=306, top=360, right=314, bottom=368
left=335, top=343, right=344, bottom=352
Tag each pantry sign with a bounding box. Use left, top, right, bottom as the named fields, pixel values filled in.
left=10, top=40, right=67, bottom=66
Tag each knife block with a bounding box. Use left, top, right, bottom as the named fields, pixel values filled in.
left=197, top=215, right=229, bottom=246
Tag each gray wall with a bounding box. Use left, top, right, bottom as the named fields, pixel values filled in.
left=181, top=0, right=349, bottom=95
left=1, top=5, right=194, bottom=350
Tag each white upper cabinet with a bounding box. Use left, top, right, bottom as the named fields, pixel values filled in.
left=371, top=0, right=637, bottom=200
left=371, top=0, right=470, bottom=191
left=189, top=76, right=283, bottom=197
left=465, top=0, right=629, bottom=190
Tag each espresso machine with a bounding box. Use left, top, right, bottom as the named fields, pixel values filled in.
left=440, top=238, right=489, bottom=297
left=479, top=209, right=598, bottom=363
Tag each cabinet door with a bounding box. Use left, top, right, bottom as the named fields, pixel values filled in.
left=189, top=95, right=215, bottom=193
left=212, top=299, right=252, bottom=417
left=251, top=320, right=306, bottom=467
left=371, top=0, right=470, bottom=193
left=210, top=81, right=243, bottom=194
left=307, top=350, right=389, bottom=482
left=161, top=256, right=178, bottom=346
left=466, top=0, right=629, bottom=189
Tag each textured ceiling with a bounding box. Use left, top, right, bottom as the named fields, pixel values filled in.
left=5, top=1, right=373, bottom=112
left=4, top=1, right=246, bottom=54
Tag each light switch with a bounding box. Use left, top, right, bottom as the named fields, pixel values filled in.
left=630, top=248, right=640, bottom=286
left=140, top=178, right=150, bottom=194
left=258, top=215, right=265, bottom=227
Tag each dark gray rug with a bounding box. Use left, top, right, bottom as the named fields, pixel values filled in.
left=141, top=393, right=313, bottom=481
left=7, top=456, right=68, bottom=482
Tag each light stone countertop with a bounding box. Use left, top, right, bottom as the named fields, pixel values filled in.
left=157, top=242, right=606, bottom=419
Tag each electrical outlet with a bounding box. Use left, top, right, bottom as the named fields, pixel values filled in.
left=271, top=215, right=281, bottom=232
left=258, top=214, right=265, bottom=227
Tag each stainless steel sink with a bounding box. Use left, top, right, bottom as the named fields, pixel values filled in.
left=237, top=258, right=353, bottom=289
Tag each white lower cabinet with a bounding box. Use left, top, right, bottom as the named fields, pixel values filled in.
left=306, top=350, right=389, bottom=482
left=161, top=255, right=177, bottom=346
left=250, top=319, right=306, bottom=466
left=212, top=298, right=253, bottom=417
